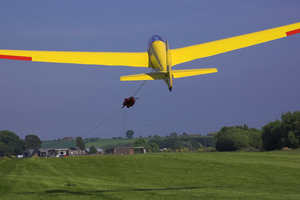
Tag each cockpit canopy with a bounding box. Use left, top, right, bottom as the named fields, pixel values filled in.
left=147, top=35, right=164, bottom=51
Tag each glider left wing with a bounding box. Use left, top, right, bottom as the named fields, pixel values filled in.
left=170, top=22, right=300, bottom=66
left=0, top=50, right=149, bottom=67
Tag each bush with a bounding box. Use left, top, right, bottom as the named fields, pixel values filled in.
left=215, top=126, right=262, bottom=151
left=89, top=146, right=97, bottom=154
left=262, top=111, right=300, bottom=150
left=0, top=130, right=24, bottom=157
left=148, top=143, right=159, bottom=152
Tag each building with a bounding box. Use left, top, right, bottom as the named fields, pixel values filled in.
left=54, top=148, right=70, bottom=157
left=61, top=137, right=74, bottom=141
left=22, top=148, right=87, bottom=158
left=105, top=147, right=146, bottom=155
left=23, top=149, right=41, bottom=158
left=85, top=147, right=103, bottom=154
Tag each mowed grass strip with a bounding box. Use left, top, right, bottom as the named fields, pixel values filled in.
left=0, top=151, right=300, bottom=200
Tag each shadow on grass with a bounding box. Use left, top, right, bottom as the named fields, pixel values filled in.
left=20, top=186, right=210, bottom=196
left=47, top=186, right=203, bottom=194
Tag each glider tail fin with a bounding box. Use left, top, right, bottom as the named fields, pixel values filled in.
left=166, top=40, right=173, bottom=91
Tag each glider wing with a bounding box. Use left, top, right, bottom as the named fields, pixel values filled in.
left=170, top=22, right=300, bottom=66
left=0, top=50, right=149, bottom=67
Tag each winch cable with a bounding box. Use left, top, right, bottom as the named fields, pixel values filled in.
left=82, top=107, right=123, bottom=138
left=132, top=80, right=146, bottom=97
left=132, top=69, right=153, bottom=97
left=82, top=76, right=150, bottom=137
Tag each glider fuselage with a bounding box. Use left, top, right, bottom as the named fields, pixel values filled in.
left=148, top=35, right=167, bottom=71
left=147, top=35, right=172, bottom=90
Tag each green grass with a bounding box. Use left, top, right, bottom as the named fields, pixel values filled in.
left=1, top=151, right=300, bottom=200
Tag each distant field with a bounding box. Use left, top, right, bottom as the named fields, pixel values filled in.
left=1, top=151, right=300, bottom=200
left=85, top=138, right=149, bottom=149
left=41, top=138, right=145, bottom=149
left=41, top=140, right=76, bottom=149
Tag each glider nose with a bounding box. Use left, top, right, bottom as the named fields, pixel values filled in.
left=152, top=35, right=162, bottom=41
left=147, top=35, right=164, bottom=51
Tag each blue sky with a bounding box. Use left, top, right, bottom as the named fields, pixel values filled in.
left=0, top=1, right=299, bottom=140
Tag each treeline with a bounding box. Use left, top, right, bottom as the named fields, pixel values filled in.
left=0, top=131, right=42, bottom=157
left=84, top=137, right=101, bottom=143
left=214, top=111, right=300, bottom=151
left=262, top=111, right=300, bottom=150
left=133, top=132, right=215, bottom=152
left=1, top=111, right=299, bottom=156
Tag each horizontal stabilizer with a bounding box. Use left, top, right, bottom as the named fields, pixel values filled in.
left=172, top=68, right=217, bottom=79
left=120, top=72, right=166, bottom=81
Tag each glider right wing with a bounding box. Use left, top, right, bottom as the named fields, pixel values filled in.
left=170, top=22, right=300, bottom=66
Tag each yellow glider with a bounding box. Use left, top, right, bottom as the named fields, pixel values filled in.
left=1, top=22, right=299, bottom=91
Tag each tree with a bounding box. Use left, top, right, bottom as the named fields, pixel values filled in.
left=24, top=134, right=42, bottom=149
left=215, top=126, right=261, bottom=151
left=149, top=143, right=159, bottom=152
left=170, top=132, right=178, bottom=138
left=248, top=130, right=263, bottom=149
left=207, top=132, right=218, bottom=136
left=153, top=135, right=161, bottom=140
left=287, top=131, right=299, bottom=148
left=281, top=111, right=300, bottom=147
left=196, top=136, right=215, bottom=147
left=261, top=120, right=282, bottom=150
left=185, top=141, right=193, bottom=149
left=126, top=130, right=134, bottom=139
left=261, top=111, right=300, bottom=150
left=0, top=130, right=24, bottom=157
left=76, top=136, right=86, bottom=150
left=215, top=127, right=237, bottom=151
left=148, top=135, right=162, bottom=148
left=182, top=132, right=188, bottom=137
left=89, top=146, right=97, bottom=154
left=161, top=137, right=184, bottom=150
left=133, top=138, right=146, bottom=147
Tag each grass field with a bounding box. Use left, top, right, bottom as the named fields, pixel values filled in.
left=1, top=151, right=300, bottom=200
